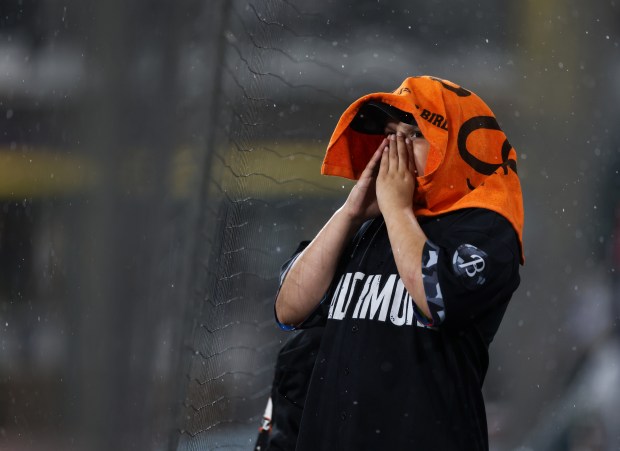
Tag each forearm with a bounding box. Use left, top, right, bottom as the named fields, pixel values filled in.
left=382, top=208, right=431, bottom=319
left=275, top=207, right=362, bottom=327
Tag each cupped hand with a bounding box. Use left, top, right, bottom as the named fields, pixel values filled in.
left=341, top=138, right=388, bottom=223
left=376, top=133, right=417, bottom=217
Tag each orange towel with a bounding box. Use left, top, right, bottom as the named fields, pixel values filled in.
left=321, top=76, right=524, bottom=263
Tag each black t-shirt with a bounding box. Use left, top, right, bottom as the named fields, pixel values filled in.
left=276, top=208, right=521, bottom=451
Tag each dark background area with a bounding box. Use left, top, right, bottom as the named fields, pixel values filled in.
left=0, top=0, right=619, bottom=450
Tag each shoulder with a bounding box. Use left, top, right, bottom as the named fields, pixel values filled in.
left=421, top=208, right=511, bottom=232
left=421, top=208, right=518, bottom=257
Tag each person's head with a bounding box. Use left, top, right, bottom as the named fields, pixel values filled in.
left=350, top=101, right=430, bottom=176
left=322, top=76, right=524, bottom=262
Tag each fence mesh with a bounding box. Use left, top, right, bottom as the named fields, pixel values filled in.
left=175, top=1, right=349, bottom=449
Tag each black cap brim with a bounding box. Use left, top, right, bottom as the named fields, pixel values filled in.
left=349, top=101, right=416, bottom=135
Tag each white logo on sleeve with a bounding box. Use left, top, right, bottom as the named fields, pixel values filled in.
left=458, top=253, right=485, bottom=276
left=452, top=244, right=488, bottom=288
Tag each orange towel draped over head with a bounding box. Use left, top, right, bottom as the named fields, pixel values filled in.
left=321, top=75, right=524, bottom=263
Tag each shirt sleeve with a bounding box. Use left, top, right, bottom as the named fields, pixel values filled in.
left=418, top=209, right=521, bottom=328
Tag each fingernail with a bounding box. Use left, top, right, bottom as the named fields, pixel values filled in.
left=396, top=131, right=403, bottom=137
left=405, top=138, right=411, bottom=144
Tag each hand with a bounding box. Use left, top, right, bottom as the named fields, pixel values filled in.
left=376, top=132, right=416, bottom=218
left=341, top=138, right=388, bottom=223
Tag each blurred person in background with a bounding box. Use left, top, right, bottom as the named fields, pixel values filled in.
left=272, top=76, right=525, bottom=450
left=254, top=325, right=323, bottom=451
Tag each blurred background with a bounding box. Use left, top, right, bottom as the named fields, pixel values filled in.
left=0, top=0, right=619, bottom=450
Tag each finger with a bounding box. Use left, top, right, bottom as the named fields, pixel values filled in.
left=379, top=140, right=390, bottom=176
left=376, top=137, right=389, bottom=153
left=406, top=137, right=416, bottom=175
left=371, top=138, right=388, bottom=169
left=388, top=134, right=399, bottom=171
left=366, top=146, right=384, bottom=179
left=396, top=132, right=408, bottom=173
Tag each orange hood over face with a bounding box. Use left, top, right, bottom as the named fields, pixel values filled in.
left=321, top=76, right=524, bottom=263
